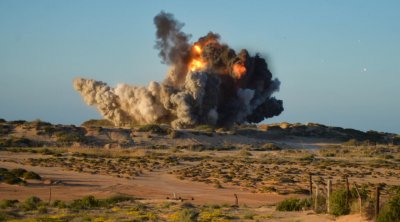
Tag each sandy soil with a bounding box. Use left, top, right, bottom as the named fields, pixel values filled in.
left=0, top=151, right=374, bottom=221
left=0, top=152, right=291, bottom=206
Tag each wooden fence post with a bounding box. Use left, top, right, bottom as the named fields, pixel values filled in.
left=327, top=179, right=332, bottom=214
left=314, top=183, right=319, bottom=212
left=234, top=194, right=238, bottom=206
left=353, top=182, right=362, bottom=215
left=309, top=173, right=313, bottom=198
left=345, top=175, right=350, bottom=206
left=375, top=186, right=380, bottom=219
left=48, top=185, right=52, bottom=205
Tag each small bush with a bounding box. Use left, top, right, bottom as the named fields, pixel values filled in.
left=344, top=139, right=360, bottom=146
left=82, top=119, right=114, bottom=128
left=10, top=168, right=27, bottom=177
left=101, top=195, right=135, bottom=207
left=0, top=199, right=19, bottom=209
left=299, top=153, right=315, bottom=161
left=0, top=211, right=13, bottom=221
left=276, top=198, right=310, bottom=211
left=69, top=195, right=99, bottom=210
left=350, top=185, right=369, bottom=200
left=176, top=208, right=199, bottom=222
left=22, top=196, right=42, bottom=211
left=259, top=186, right=277, bottom=193
left=0, top=137, right=35, bottom=147
left=253, top=143, right=282, bottom=151
left=243, top=212, right=256, bottom=219
left=23, top=171, right=41, bottom=180
left=38, top=205, right=48, bottom=214
left=194, top=125, right=215, bottom=133
left=68, top=195, right=135, bottom=210
left=213, top=180, right=223, bottom=189
left=376, top=193, right=400, bottom=222
left=52, top=200, right=67, bottom=208
left=4, top=177, right=26, bottom=185
left=138, top=124, right=167, bottom=134
left=130, top=202, right=148, bottom=211
left=55, top=131, right=85, bottom=144
left=329, top=188, right=350, bottom=216
left=238, top=149, right=252, bottom=157
left=181, top=202, right=196, bottom=209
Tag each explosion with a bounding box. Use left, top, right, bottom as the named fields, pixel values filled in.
left=73, top=11, right=284, bottom=128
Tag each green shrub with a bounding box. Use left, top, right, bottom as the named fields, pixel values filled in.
left=0, top=199, right=19, bottom=209
left=130, top=202, right=148, bottom=211
left=194, top=125, right=215, bottom=133
left=4, top=176, right=26, bottom=185
left=213, top=180, right=223, bottom=189
left=82, top=119, right=114, bottom=127
left=52, top=200, right=67, bottom=208
left=376, top=193, right=400, bottom=222
left=10, top=168, right=27, bottom=177
left=67, top=195, right=133, bottom=210
left=259, top=186, right=277, bottom=193
left=54, top=131, right=85, bottom=144
left=0, top=211, right=12, bottom=221
left=0, top=168, right=40, bottom=184
left=239, top=149, right=252, bottom=157
left=253, top=143, right=282, bottom=151
left=177, top=208, right=199, bottom=222
left=299, top=153, right=315, bottom=161
left=23, top=171, right=41, bottom=180
left=22, top=196, right=42, bottom=211
left=0, top=137, right=35, bottom=147
left=350, top=185, right=369, bottom=200
left=38, top=205, right=48, bottom=214
left=0, top=169, right=15, bottom=181
left=344, top=139, right=360, bottom=146
left=276, top=198, right=310, bottom=211
left=69, top=195, right=99, bottom=210
left=101, top=195, right=135, bottom=207
left=0, top=168, right=7, bottom=174
left=329, top=189, right=350, bottom=216
left=138, top=124, right=167, bottom=134
left=243, top=212, right=256, bottom=219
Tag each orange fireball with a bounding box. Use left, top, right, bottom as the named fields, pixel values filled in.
left=232, top=63, right=247, bottom=78
left=189, top=44, right=207, bottom=72
left=190, top=59, right=206, bottom=72
left=193, top=44, right=202, bottom=54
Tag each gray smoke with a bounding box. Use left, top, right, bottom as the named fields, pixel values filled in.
left=154, top=11, right=191, bottom=86
left=73, top=11, right=284, bottom=128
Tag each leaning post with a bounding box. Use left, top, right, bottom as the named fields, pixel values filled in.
left=234, top=194, right=238, bottom=207
left=354, top=182, right=362, bottom=215
left=327, top=179, right=332, bottom=214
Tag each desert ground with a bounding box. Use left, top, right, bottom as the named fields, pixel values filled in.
left=0, top=119, right=399, bottom=221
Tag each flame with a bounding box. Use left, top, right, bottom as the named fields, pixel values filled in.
left=190, top=59, right=206, bottom=72
left=194, top=45, right=202, bottom=54
left=189, top=44, right=206, bottom=72
left=233, top=63, right=247, bottom=78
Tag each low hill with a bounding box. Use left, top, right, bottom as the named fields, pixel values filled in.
left=0, top=118, right=398, bottom=149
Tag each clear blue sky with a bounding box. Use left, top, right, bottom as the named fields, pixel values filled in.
left=0, top=0, right=399, bottom=133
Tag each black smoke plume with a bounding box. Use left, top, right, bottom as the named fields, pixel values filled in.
left=73, top=11, right=284, bottom=128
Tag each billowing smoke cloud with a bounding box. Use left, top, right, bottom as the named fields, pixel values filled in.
left=73, top=11, right=283, bottom=128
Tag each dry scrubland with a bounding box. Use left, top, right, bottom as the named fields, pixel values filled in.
left=0, top=119, right=400, bottom=221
